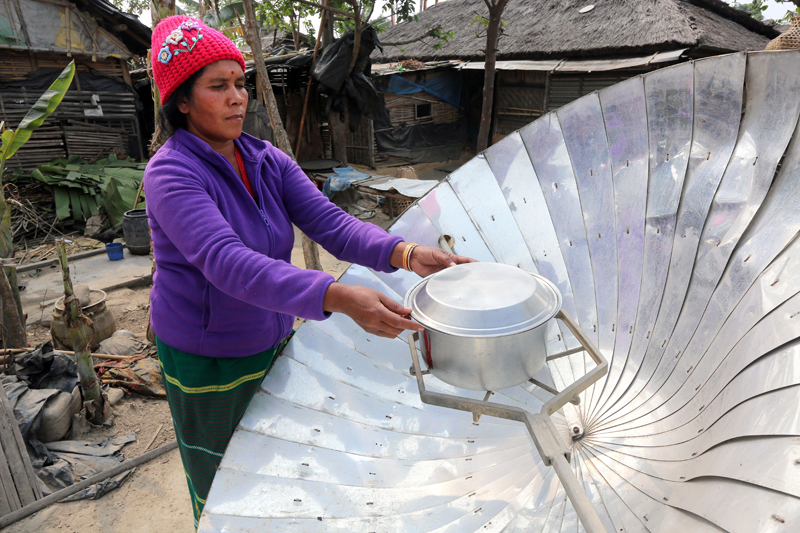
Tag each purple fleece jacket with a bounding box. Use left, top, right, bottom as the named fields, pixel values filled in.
left=145, top=129, right=403, bottom=357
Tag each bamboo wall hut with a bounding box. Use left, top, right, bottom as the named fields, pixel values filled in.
left=370, top=61, right=465, bottom=164
left=371, top=0, right=778, bottom=152
left=0, top=0, right=151, bottom=169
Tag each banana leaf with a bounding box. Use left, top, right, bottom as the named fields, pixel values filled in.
left=203, top=1, right=244, bottom=27
left=24, top=155, right=144, bottom=224
left=0, top=62, right=75, bottom=161
left=53, top=188, right=71, bottom=220
left=103, top=177, right=144, bottom=227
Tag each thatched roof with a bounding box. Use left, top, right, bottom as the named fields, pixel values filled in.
left=374, top=0, right=777, bottom=63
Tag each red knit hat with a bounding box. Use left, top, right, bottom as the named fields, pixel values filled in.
left=151, top=15, right=246, bottom=105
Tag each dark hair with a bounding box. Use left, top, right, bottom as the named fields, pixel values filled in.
left=152, top=66, right=206, bottom=151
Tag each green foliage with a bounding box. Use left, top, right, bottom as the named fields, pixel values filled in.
left=732, top=0, right=768, bottom=20
left=383, top=0, right=418, bottom=24
left=469, top=13, right=506, bottom=38
left=470, top=14, right=489, bottom=28
left=1, top=62, right=75, bottom=163
left=203, top=1, right=246, bottom=27
left=15, top=154, right=146, bottom=227
left=431, top=26, right=454, bottom=50
left=104, top=0, right=150, bottom=16
left=774, top=0, right=800, bottom=23
left=178, top=0, right=200, bottom=16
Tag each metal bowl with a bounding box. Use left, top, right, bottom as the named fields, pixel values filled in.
left=405, top=262, right=562, bottom=391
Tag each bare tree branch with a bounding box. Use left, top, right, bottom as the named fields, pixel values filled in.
left=293, top=0, right=357, bottom=19
left=346, top=0, right=362, bottom=76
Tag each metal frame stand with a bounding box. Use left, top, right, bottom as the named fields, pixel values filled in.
left=407, top=310, right=609, bottom=533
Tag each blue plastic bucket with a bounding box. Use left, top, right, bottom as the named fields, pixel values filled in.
left=105, top=243, right=124, bottom=261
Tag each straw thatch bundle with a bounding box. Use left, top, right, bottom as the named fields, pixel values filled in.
left=374, top=0, right=777, bottom=63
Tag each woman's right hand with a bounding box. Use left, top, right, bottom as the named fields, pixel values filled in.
left=323, top=283, right=424, bottom=338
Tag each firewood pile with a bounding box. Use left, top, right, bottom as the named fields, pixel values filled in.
left=6, top=181, right=64, bottom=243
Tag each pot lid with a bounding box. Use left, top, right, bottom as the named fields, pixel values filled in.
left=404, top=263, right=562, bottom=337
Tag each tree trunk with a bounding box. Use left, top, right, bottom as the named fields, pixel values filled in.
left=150, top=0, right=175, bottom=27
left=476, top=0, right=508, bottom=152
left=241, top=0, right=323, bottom=271
left=0, top=268, right=25, bottom=349
left=321, top=10, right=334, bottom=48
left=0, top=160, right=25, bottom=349
left=330, top=3, right=362, bottom=166
left=242, top=0, right=292, bottom=155
left=289, top=9, right=300, bottom=51
left=56, top=240, right=106, bottom=424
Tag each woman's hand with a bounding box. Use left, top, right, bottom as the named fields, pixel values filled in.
left=390, top=242, right=477, bottom=278
left=323, top=283, right=423, bottom=338
left=407, top=245, right=476, bottom=277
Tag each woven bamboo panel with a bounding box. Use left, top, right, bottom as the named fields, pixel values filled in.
left=766, top=16, right=800, bottom=50
left=385, top=94, right=459, bottom=126
left=0, top=89, right=141, bottom=170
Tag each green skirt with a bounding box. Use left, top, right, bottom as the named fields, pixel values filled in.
left=156, top=335, right=290, bottom=529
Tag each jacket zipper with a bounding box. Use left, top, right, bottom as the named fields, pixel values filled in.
left=259, top=208, right=275, bottom=257
left=236, top=151, right=284, bottom=338
left=233, top=151, right=274, bottom=256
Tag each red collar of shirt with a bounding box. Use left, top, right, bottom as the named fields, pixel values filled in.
left=234, top=147, right=255, bottom=198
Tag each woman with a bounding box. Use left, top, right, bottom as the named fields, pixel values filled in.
left=146, top=16, right=472, bottom=528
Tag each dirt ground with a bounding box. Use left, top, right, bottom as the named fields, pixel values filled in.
left=5, top=227, right=356, bottom=533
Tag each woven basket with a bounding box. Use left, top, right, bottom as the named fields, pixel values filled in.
left=389, top=197, right=414, bottom=216
left=766, top=15, right=800, bottom=50
left=396, top=166, right=418, bottom=179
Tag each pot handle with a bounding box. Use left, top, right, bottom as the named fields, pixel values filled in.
left=541, top=310, right=608, bottom=416
left=437, top=234, right=455, bottom=254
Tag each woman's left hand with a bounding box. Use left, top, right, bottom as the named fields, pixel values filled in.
left=408, top=245, right=476, bottom=277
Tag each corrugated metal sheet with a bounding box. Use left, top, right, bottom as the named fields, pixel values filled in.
left=548, top=75, right=633, bottom=110
left=463, top=50, right=688, bottom=72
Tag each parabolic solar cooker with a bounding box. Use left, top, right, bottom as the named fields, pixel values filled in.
left=405, top=262, right=608, bottom=532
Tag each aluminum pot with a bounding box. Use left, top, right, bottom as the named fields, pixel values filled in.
left=404, top=262, right=562, bottom=391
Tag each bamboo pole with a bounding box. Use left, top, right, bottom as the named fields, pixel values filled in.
left=55, top=239, right=106, bottom=424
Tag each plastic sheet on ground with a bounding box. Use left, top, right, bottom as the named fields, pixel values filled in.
left=2, top=342, right=143, bottom=500
left=357, top=176, right=438, bottom=198
left=3, top=343, right=77, bottom=466
left=98, top=330, right=148, bottom=356
left=12, top=341, right=78, bottom=393
left=322, top=166, right=371, bottom=198
left=43, top=433, right=137, bottom=500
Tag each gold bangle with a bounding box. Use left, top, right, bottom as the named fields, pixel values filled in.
left=402, top=243, right=418, bottom=271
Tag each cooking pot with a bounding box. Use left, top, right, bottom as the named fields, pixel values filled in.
left=404, top=262, right=562, bottom=391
